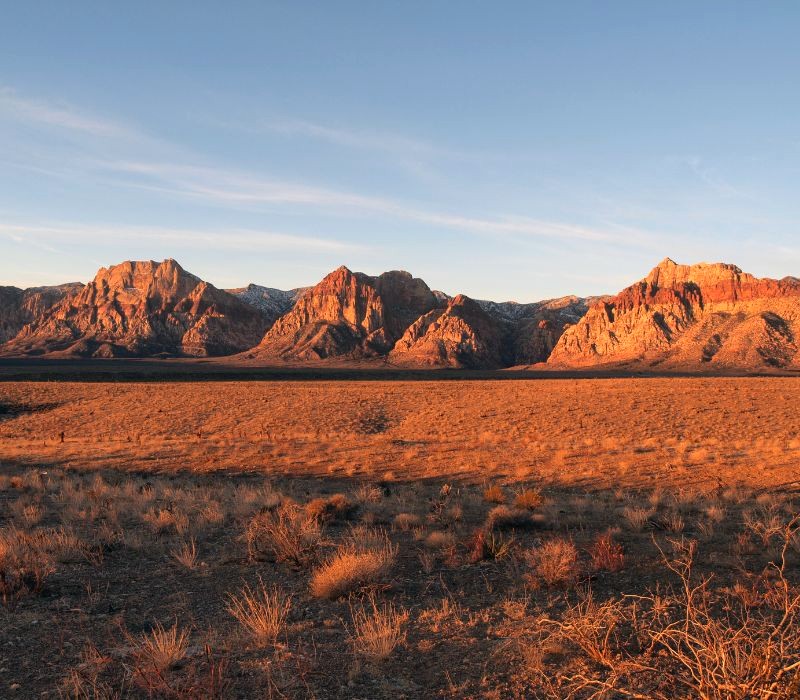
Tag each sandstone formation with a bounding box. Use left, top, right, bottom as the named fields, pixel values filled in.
left=247, top=266, right=440, bottom=360
left=548, top=258, right=800, bottom=369
left=0, top=283, right=82, bottom=343
left=389, top=294, right=509, bottom=368
left=2, top=259, right=269, bottom=357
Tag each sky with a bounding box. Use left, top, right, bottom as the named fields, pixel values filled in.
left=1, top=2, right=799, bottom=302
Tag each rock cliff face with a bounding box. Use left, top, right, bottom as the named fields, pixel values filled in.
left=248, top=266, right=440, bottom=360
left=2, top=259, right=269, bottom=357
left=389, top=294, right=509, bottom=368
left=548, top=258, right=800, bottom=369
left=0, top=284, right=82, bottom=343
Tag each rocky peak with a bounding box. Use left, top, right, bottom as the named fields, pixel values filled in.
left=250, top=266, right=438, bottom=361
left=1, top=259, right=268, bottom=357
left=549, top=258, right=800, bottom=369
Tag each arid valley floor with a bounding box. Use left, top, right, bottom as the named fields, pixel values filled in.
left=2, top=373, right=800, bottom=698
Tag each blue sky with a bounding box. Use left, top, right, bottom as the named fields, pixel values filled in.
left=1, top=2, right=799, bottom=301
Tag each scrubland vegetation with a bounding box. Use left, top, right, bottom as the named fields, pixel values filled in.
left=1, top=377, right=800, bottom=697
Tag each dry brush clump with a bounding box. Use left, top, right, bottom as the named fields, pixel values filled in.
left=529, top=520, right=800, bottom=700
left=525, top=537, right=579, bottom=588
left=310, top=527, right=397, bottom=599
left=589, top=530, right=625, bottom=572
left=227, top=578, right=291, bottom=647
left=350, top=595, right=409, bottom=663
left=245, top=502, right=324, bottom=567
left=0, top=527, right=56, bottom=607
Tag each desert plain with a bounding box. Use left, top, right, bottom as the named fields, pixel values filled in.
left=2, top=373, right=800, bottom=698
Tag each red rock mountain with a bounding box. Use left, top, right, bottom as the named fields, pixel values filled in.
left=2, top=259, right=269, bottom=357
left=0, top=283, right=82, bottom=343
left=247, top=266, right=440, bottom=360
left=389, top=294, right=509, bottom=368
left=549, top=258, right=800, bottom=369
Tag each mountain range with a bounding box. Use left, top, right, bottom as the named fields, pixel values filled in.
left=1, top=256, right=798, bottom=371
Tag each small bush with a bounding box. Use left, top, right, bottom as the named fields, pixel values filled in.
left=227, top=578, right=291, bottom=647
left=526, top=538, right=579, bottom=587
left=486, top=505, right=532, bottom=530
left=588, top=531, right=625, bottom=572
left=393, top=513, right=421, bottom=531
left=305, top=494, right=354, bottom=523
left=350, top=597, right=408, bottom=663
left=483, top=485, right=506, bottom=504
left=246, top=503, right=323, bottom=567
left=514, top=488, right=543, bottom=511
left=310, top=529, right=396, bottom=599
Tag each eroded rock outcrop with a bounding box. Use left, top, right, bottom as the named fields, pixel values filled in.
left=0, top=283, right=83, bottom=343
left=247, top=266, right=440, bottom=360
left=389, top=294, right=510, bottom=368
left=2, top=259, right=269, bottom=357
left=548, top=258, right=800, bottom=369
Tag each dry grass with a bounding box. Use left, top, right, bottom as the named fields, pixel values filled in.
left=310, top=529, right=396, bottom=599
left=623, top=505, right=653, bottom=531
left=526, top=537, right=579, bottom=587
left=514, top=488, right=543, bottom=510
left=171, top=538, right=198, bottom=570
left=2, top=377, right=800, bottom=697
left=588, top=530, right=625, bottom=572
left=483, top=485, right=506, bottom=504
left=131, top=622, right=190, bottom=672
left=245, top=502, right=324, bottom=567
left=350, top=596, right=408, bottom=663
left=227, top=578, right=291, bottom=647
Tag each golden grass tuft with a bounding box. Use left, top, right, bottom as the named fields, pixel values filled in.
left=350, top=596, right=408, bottom=663
left=227, top=578, right=291, bottom=647
left=513, top=488, right=543, bottom=510
left=310, top=529, right=396, bottom=599
left=526, top=537, right=578, bottom=587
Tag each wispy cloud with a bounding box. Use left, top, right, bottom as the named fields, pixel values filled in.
left=0, top=222, right=364, bottom=254
left=97, top=159, right=658, bottom=247
left=262, top=117, right=451, bottom=158
left=0, top=87, right=139, bottom=138
left=0, top=88, right=662, bottom=252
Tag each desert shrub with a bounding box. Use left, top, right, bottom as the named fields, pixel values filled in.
left=424, top=531, right=454, bottom=549
left=486, top=505, right=532, bottom=530
left=355, top=484, right=383, bottom=504
left=589, top=531, right=625, bottom=572
left=350, top=596, right=408, bottom=663
left=227, top=578, right=291, bottom=647
left=310, top=528, right=396, bottom=599
left=539, top=526, right=800, bottom=699
left=0, top=528, right=55, bottom=607
left=483, top=485, right=506, bottom=504
left=514, top=488, right=543, bottom=510
left=171, top=538, right=198, bottom=570
left=622, top=506, right=653, bottom=531
left=393, top=512, right=421, bottom=531
left=468, top=528, right=515, bottom=563
left=131, top=622, right=189, bottom=673
left=526, top=537, right=579, bottom=587
left=305, top=493, right=354, bottom=523
left=245, top=503, right=324, bottom=567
